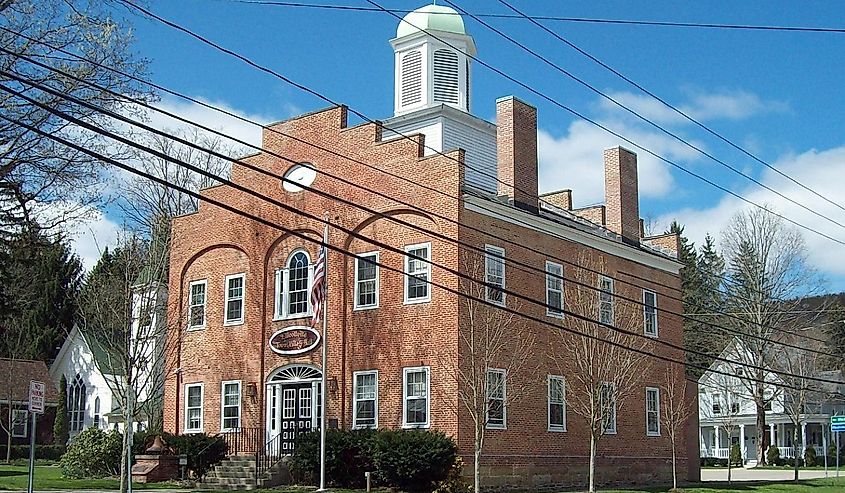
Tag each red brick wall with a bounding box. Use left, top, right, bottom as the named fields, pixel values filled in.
left=540, top=190, right=572, bottom=211
left=604, top=147, right=640, bottom=243
left=163, top=104, right=695, bottom=487
left=496, top=97, right=538, bottom=211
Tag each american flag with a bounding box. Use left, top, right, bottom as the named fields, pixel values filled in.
left=310, top=244, right=327, bottom=328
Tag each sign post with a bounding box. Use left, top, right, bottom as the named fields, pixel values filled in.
left=27, top=380, right=45, bottom=493
left=831, top=415, right=845, bottom=480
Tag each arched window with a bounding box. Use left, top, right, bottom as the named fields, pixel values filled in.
left=274, top=250, right=312, bottom=319
left=400, top=50, right=422, bottom=107
left=432, top=49, right=459, bottom=104
left=68, top=374, right=86, bottom=432
left=93, top=396, right=101, bottom=428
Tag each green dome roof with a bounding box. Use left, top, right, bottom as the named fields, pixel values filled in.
left=396, top=4, right=466, bottom=38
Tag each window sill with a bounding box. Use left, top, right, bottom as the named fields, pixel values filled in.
left=548, top=426, right=567, bottom=433
left=547, top=311, right=564, bottom=319
left=187, top=326, right=205, bottom=332
left=603, top=430, right=618, bottom=436
left=402, top=423, right=430, bottom=429
left=644, top=331, right=659, bottom=338
left=272, top=313, right=312, bottom=322
left=647, top=432, right=661, bottom=437
left=485, top=298, right=506, bottom=307
left=486, top=424, right=507, bottom=430
left=403, top=297, right=430, bottom=305
left=184, top=429, right=204, bottom=434
left=223, top=320, right=244, bottom=327
left=352, top=424, right=378, bottom=430
left=353, top=305, right=379, bottom=312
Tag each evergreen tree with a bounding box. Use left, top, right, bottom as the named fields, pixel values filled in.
left=54, top=374, right=69, bottom=445
left=0, top=228, right=82, bottom=360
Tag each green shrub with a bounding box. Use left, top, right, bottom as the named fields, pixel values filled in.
left=59, top=428, right=123, bottom=478
left=371, top=429, right=457, bottom=492
left=766, top=445, right=780, bottom=465
left=433, top=456, right=471, bottom=493
left=805, top=445, right=817, bottom=467
left=729, top=444, right=742, bottom=467
left=167, top=433, right=227, bottom=479
left=289, top=429, right=377, bottom=487
left=290, top=429, right=456, bottom=491
left=0, top=444, right=65, bottom=461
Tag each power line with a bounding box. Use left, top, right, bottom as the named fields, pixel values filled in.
left=3, top=89, right=838, bottom=392
left=496, top=0, right=845, bottom=216
left=217, top=0, right=845, bottom=34
left=5, top=49, right=836, bottom=356
left=119, top=0, right=845, bottom=249
left=368, top=0, right=845, bottom=246
left=451, top=0, right=845, bottom=224
left=2, top=25, right=834, bottom=350
left=106, top=3, right=845, bottom=318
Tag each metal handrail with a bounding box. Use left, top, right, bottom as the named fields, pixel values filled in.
left=220, top=427, right=263, bottom=455
left=255, top=432, right=284, bottom=484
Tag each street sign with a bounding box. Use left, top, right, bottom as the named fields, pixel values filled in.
left=832, top=416, right=845, bottom=425
left=28, top=380, right=45, bottom=414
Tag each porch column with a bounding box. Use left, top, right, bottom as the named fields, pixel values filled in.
left=740, top=424, right=746, bottom=460
left=801, top=422, right=807, bottom=456
left=699, top=427, right=705, bottom=451
left=716, top=426, right=722, bottom=450
left=770, top=423, right=775, bottom=451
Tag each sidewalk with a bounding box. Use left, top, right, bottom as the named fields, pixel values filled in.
left=701, top=467, right=843, bottom=481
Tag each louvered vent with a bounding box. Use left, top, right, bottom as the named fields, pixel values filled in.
left=433, top=49, right=459, bottom=104
left=465, top=59, right=470, bottom=110
left=401, top=51, right=422, bottom=107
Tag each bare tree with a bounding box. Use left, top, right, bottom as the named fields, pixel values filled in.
left=660, top=364, right=694, bottom=490
left=778, top=341, right=823, bottom=481
left=0, top=0, right=150, bottom=238
left=76, top=230, right=178, bottom=493
left=119, top=127, right=235, bottom=240
left=721, top=207, right=827, bottom=465
left=439, top=251, right=538, bottom=493
left=553, top=254, right=652, bottom=493
left=700, top=365, right=746, bottom=483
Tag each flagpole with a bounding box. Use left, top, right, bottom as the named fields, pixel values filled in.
left=318, top=220, right=329, bottom=492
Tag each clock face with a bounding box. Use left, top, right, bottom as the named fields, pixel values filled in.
left=282, top=162, right=317, bottom=192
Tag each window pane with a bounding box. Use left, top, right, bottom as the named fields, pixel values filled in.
left=407, top=398, right=426, bottom=424
left=406, top=247, right=430, bottom=300
left=288, top=252, right=310, bottom=315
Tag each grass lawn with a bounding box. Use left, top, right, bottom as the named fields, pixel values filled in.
left=228, top=478, right=845, bottom=493
left=0, top=464, right=184, bottom=490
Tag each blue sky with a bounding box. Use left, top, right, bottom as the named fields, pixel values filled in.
left=79, top=0, right=845, bottom=290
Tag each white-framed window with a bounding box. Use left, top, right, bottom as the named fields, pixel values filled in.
left=185, top=383, right=204, bottom=433
left=486, top=368, right=506, bottom=429
left=68, top=374, right=86, bottom=432
left=221, top=380, right=241, bottom=431
left=712, top=393, right=722, bottom=415
left=600, top=381, right=617, bottom=434
left=404, top=243, right=431, bottom=304
left=353, top=370, right=378, bottom=429
left=354, top=252, right=379, bottom=310
left=274, top=250, right=313, bottom=319
left=188, top=280, right=207, bottom=330
left=93, top=396, right=101, bottom=429
left=730, top=393, right=741, bottom=414
left=11, top=409, right=27, bottom=438
left=546, top=261, right=564, bottom=317
left=403, top=366, right=430, bottom=427
left=646, top=387, right=660, bottom=436
left=643, top=289, right=657, bottom=337
left=224, top=273, right=245, bottom=325
left=484, top=245, right=506, bottom=306
left=223, top=272, right=246, bottom=325
left=599, top=276, right=614, bottom=325
left=548, top=375, right=566, bottom=432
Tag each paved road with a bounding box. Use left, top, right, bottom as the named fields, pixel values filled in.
left=701, top=467, right=843, bottom=482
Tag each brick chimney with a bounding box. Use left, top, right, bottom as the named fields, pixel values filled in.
left=496, top=96, right=538, bottom=212
left=604, top=147, right=640, bottom=244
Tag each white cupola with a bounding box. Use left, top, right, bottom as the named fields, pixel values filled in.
left=390, top=4, right=476, bottom=116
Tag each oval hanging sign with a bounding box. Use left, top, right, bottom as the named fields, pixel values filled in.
left=269, top=326, right=321, bottom=356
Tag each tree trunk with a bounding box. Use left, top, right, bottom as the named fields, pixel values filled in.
left=671, top=435, right=677, bottom=490
left=474, top=445, right=481, bottom=493
left=793, top=425, right=800, bottom=482
left=5, top=403, right=11, bottom=463
left=589, top=432, right=596, bottom=493
left=727, top=445, right=732, bottom=484
left=756, top=394, right=767, bottom=465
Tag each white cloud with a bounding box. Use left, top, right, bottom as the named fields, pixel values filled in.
left=596, top=88, right=787, bottom=126
left=658, top=145, right=845, bottom=278
left=538, top=118, right=702, bottom=206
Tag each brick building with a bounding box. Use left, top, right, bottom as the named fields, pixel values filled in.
left=162, top=4, right=698, bottom=487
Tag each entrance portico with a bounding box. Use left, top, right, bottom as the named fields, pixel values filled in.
left=266, top=364, right=323, bottom=455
